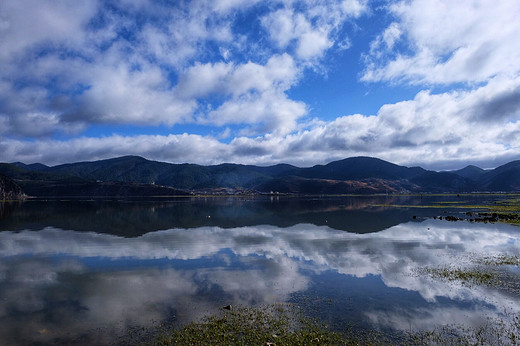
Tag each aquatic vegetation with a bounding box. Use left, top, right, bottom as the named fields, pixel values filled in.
left=419, top=253, right=520, bottom=293
left=479, top=255, right=520, bottom=266
left=375, top=194, right=520, bottom=225
left=148, top=304, right=520, bottom=346
left=421, top=266, right=494, bottom=286
left=152, top=304, right=346, bottom=345
left=410, top=314, right=520, bottom=346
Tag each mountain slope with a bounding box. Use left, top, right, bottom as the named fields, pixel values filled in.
left=2, top=156, right=520, bottom=196
left=44, top=156, right=290, bottom=190
left=0, top=160, right=188, bottom=197
left=449, top=165, right=487, bottom=180
left=477, top=160, right=520, bottom=191
left=408, top=171, right=477, bottom=193
left=11, top=162, right=50, bottom=171
left=289, top=156, right=425, bottom=180
left=256, top=176, right=420, bottom=194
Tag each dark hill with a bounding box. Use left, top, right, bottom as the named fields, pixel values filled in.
left=44, top=156, right=294, bottom=190
left=1, top=155, right=520, bottom=196
left=11, top=162, right=49, bottom=171
left=0, top=159, right=188, bottom=197
left=449, top=165, right=487, bottom=180
left=477, top=160, right=520, bottom=191
left=256, top=176, right=419, bottom=194
left=408, top=171, right=477, bottom=193
left=292, top=156, right=425, bottom=180
left=18, top=180, right=188, bottom=198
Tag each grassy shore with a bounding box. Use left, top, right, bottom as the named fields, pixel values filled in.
left=142, top=303, right=520, bottom=345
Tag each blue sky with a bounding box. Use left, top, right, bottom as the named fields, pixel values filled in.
left=1, top=0, right=519, bottom=170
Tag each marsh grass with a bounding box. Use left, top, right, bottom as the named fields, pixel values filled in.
left=419, top=252, right=520, bottom=293
left=421, top=266, right=494, bottom=286
left=151, top=304, right=347, bottom=345
left=147, top=305, right=415, bottom=345
left=409, top=314, right=520, bottom=346
left=143, top=304, right=520, bottom=346
left=375, top=195, right=520, bottom=225
left=479, top=255, right=520, bottom=266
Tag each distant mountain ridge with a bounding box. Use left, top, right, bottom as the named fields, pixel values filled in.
left=1, top=156, right=519, bottom=197
left=448, top=165, right=488, bottom=180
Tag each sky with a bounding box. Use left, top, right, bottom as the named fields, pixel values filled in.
left=1, top=0, right=519, bottom=170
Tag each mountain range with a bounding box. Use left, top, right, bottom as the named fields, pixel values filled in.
left=1, top=155, right=519, bottom=197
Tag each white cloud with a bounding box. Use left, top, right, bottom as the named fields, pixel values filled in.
left=261, top=0, right=367, bottom=61
left=363, top=0, right=520, bottom=84
left=71, top=63, right=196, bottom=126
left=211, top=0, right=261, bottom=13
left=230, top=54, right=299, bottom=95
left=340, top=0, right=367, bottom=17
left=2, top=0, right=348, bottom=138
left=0, top=0, right=98, bottom=63
left=176, top=62, right=233, bottom=99
left=261, top=9, right=295, bottom=48
left=176, top=53, right=300, bottom=100
left=0, top=1, right=264, bottom=131
left=281, top=76, right=520, bottom=168
left=0, top=0, right=518, bottom=170
left=369, top=22, right=401, bottom=57
left=176, top=54, right=305, bottom=134
left=135, top=1, right=241, bottom=67
left=296, top=28, right=333, bottom=60
left=207, top=90, right=307, bottom=135
left=2, top=75, right=520, bottom=168
left=0, top=134, right=229, bottom=166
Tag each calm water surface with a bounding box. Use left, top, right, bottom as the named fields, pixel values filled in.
left=0, top=195, right=519, bottom=344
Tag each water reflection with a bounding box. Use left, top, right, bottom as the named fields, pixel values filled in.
left=0, top=195, right=494, bottom=235
left=1, top=215, right=519, bottom=344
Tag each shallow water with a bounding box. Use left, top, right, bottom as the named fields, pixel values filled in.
left=0, top=195, right=519, bottom=344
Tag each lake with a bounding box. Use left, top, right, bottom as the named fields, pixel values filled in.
left=0, top=195, right=519, bottom=344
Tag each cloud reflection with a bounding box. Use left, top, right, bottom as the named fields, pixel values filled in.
left=0, top=220, right=519, bottom=343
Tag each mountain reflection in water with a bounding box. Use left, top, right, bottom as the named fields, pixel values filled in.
left=0, top=195, right=488, bottom=235
left=0, top=196, right=519, bottom=344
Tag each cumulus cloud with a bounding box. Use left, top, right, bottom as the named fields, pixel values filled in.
left=278, top=76, right=520, bottom=168
left=363, top=0, right=520, bottom=84
left=0, top=0, right=312, bottom=137
left=3, top=0, right=366, bottom=139
left=65, top=63, right=196, bottom=126
left=0, top=134, right=230, bottom=166
left=207, top=90, right=307, bottom=135
left=0, top=0, right=202, bottom=131
left=0, top=0, right=97, bottom=62
left=0, top=0, right=518, bottom=170
left=173, top=54, right=305, bottom=134
left=261, top=0, right=367, bottom=60
left=368, top=22, right=402, bottom=57
left=3, top=75, right=519, bottom=169
left=261, top=9, right=333, bottom=60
